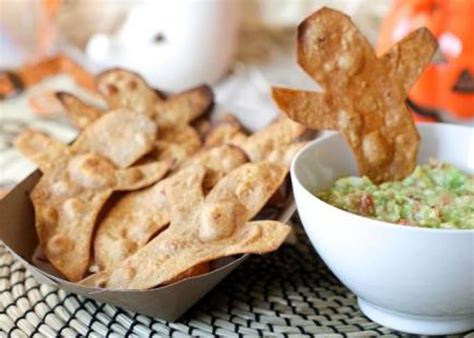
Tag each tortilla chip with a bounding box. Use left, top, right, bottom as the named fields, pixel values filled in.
left=380, top=28, right=437, bottom=95
left=179, top=145, right=249, bottom=192
left=109, top=220, right=290, bottom=290
left=29, top=90, right=66, bottom=118
left=31, top=152, right=170, bottom=282
left=162, top=262, right=210, bottom=285
left=271, top=88, right=338, bottom=130
left=204, top=162, right=288, bottom=221
left=233, top=116, right=307, bottom=165
left=14, top=129, right=67, bottom=172
left=204, top=114, right=247, bottom=147
left=93, top=179, right=169, bottom=271
left=73, top=109, right=157, bottom=168
left=56, top=92, right=104, bottom=129
left=192, top=116, right=212, bottom=141
left=267, top=141, right=308, bottom=168
left=23, top=110, right=171, bottom=281
left=93, top=145, right=248, bottom=271
left=154, top=85, right=214, bottom=127
left=96, top=69, right=163, bottom=116
left=145, top=124, right=202, bottom=167
left=82, top=162, right=289, bottom=289
left=272, top=7, right=436, bottom=183
left=115, top=161, right=172, bottom=190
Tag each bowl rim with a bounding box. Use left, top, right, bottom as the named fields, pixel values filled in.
left=290, top=122, right=474, bottom=234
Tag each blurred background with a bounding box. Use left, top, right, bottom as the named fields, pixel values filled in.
left=1, top=0, right=472, bottom=120
left=0, top=0, right=390, bottom=92
left=0, top=0, right=473, bottom=195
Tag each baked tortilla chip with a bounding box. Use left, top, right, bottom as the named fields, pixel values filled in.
left=203, top=161, right=288, bottom=221
left=154, top=85, right=213, bottom=127
left=93, top=145, right=248, bottom=271
left=82, top=162, right=289, bottom=289
left=31, top=153, right=170, bottom=282
left=14, top=129, right=67, bottom=172
left=144, top=124, right=202, bottom=167
left=271, top=88, right=338, bottom=130
left=97, top=69, right=213, bottom=126
left=56, top=92, right=104, bottom=129
left=97, top=69, right=163, bottom=116
left=25, top=110, right=171, bottom=281
left=272, top=7, right=436, bottom=183
left=192, top=116, right=212, bottom=141
left=232, top=116, right=307, bottom=165
left=380, top=28, right=439, bottom=95
left=204, top=114, right=247, bottom=147
left=73, top=109, right=157, bottom=168
left=163, top=262, right=210, bottom=285
left=180, top=144, right=249, bottom=192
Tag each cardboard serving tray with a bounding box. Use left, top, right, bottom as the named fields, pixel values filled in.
left=0, top=164, right=296, bottom=321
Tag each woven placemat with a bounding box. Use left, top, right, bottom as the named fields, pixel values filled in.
left=1, top=219, right=472, bottom=337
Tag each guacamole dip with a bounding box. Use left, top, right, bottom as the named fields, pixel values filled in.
left=317, top=161, right=474, bottom=229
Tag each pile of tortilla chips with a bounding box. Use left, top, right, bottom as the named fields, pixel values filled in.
left=272, top=7, right=436, bottom=183
left=16, top=68, right=308, bottom=289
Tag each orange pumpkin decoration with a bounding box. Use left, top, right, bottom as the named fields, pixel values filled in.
left=378, top=0, right=474, bottom=123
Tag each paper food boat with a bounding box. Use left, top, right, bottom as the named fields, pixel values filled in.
left=0, top=104, right=296, bottom=321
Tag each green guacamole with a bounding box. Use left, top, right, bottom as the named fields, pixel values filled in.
left=317, top=161, right=474, bottom=229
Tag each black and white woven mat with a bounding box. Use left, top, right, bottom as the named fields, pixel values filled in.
left=1, top=219, right=472, bottom=337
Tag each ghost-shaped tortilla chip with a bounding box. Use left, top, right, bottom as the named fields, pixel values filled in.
left=272, top=8, right=437, bottom=183
left=17, top=111, right=171, bottom=281
left=82, top=161, right=290, bottom=289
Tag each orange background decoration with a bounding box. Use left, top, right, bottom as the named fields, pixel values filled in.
left=378, top=0, right=474, bottom=122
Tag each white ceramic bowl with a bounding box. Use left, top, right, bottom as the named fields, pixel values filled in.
left=290, top=123, right=474, bottom=335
